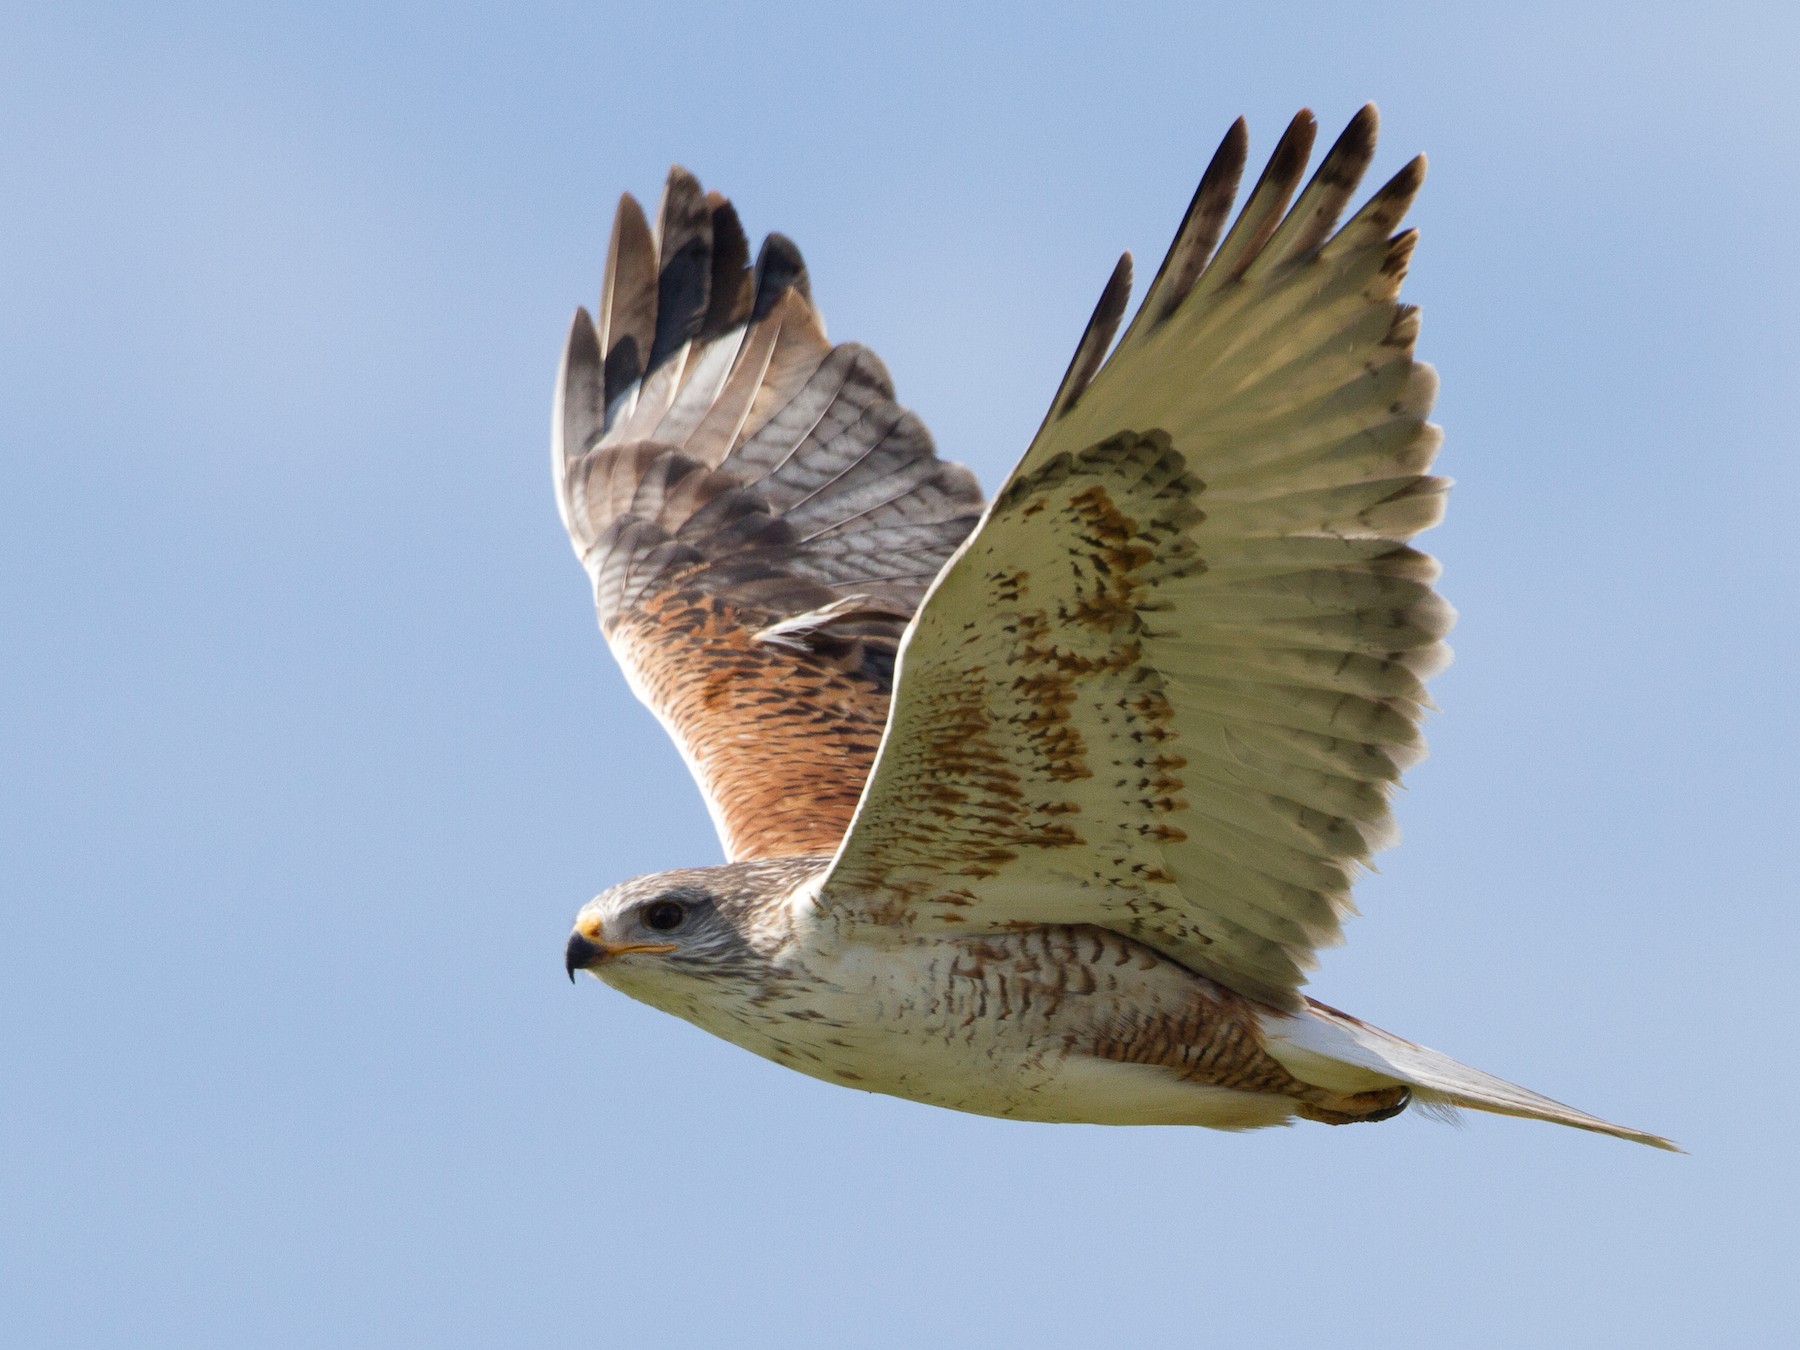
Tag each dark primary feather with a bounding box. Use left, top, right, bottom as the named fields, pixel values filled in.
left=1042, top=252, right=1133, bottom=425
left=648, top=168, right=713, bottom=369
left=598, top=195, right=657, bottom=417
left=1132, top=116, right=1248, bottom=335
left=699, top=195, right=753, bottom=336
left=1193, top=108, right=1317, bottom=294
left=1256, top=103, right=1379, bottom=270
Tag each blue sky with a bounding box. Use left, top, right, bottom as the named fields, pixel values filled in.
left=4, top=2, right=1797, bottom=1345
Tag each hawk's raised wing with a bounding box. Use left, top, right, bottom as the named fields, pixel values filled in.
left=822, top=107, right=1448, bottom=1010
left=555, top=170, right=984, bottom=860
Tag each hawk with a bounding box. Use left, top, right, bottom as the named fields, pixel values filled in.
left=554, top=106, right=1672, bottom=1148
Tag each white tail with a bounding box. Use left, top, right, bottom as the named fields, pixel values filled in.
left=1263, top=998, right=1679, bottom=1151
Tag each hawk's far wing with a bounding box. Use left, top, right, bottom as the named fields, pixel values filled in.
left=555, top=170, right=984, bottom=861
left=821, top=107, right=1449, bottom=1010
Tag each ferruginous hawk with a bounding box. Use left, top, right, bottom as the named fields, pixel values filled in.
left=554, top=106, right=1673, bottom=1148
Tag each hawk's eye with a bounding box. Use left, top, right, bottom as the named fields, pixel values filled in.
left=643, top=900, right=687, bottom=933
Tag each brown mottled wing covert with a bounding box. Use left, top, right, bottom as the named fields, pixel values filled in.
left=823, top=107, right=1450, bottom=1011
left=555, top=169, right=985, bottom=860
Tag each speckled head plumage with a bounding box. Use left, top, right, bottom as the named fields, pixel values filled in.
left=565, top=856, right=829, bottom=996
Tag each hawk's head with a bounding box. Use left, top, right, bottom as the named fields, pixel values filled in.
left=564, top=856, right=829, bottom=1011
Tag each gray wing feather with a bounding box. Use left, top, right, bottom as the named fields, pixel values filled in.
left=552, top=168, right=985, bottom=860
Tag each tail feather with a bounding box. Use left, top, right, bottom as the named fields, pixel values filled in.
left=1264, top=998, right=1680, bottom=1151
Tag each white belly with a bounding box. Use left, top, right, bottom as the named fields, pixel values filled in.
left=637, top=925, right=1298, bottom=1131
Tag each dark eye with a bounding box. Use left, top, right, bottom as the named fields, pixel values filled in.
left=643, top=900, right=687, bottom=932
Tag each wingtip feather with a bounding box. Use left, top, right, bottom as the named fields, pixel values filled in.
left=1045, top=251, right=1133, bottom=424
left=1130, top=116, right=1250, bottom=336
left=600, top=192, right=657, bottom=413
left=753, top=232, right=812, bottom=316
left=553, top=305, right=603, bottom=537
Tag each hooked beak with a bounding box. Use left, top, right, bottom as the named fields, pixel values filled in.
left=564, top=928, right=678, bottom=982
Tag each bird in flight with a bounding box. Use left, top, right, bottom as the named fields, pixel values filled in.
left=554, top=106, right=1672, bottom=1149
